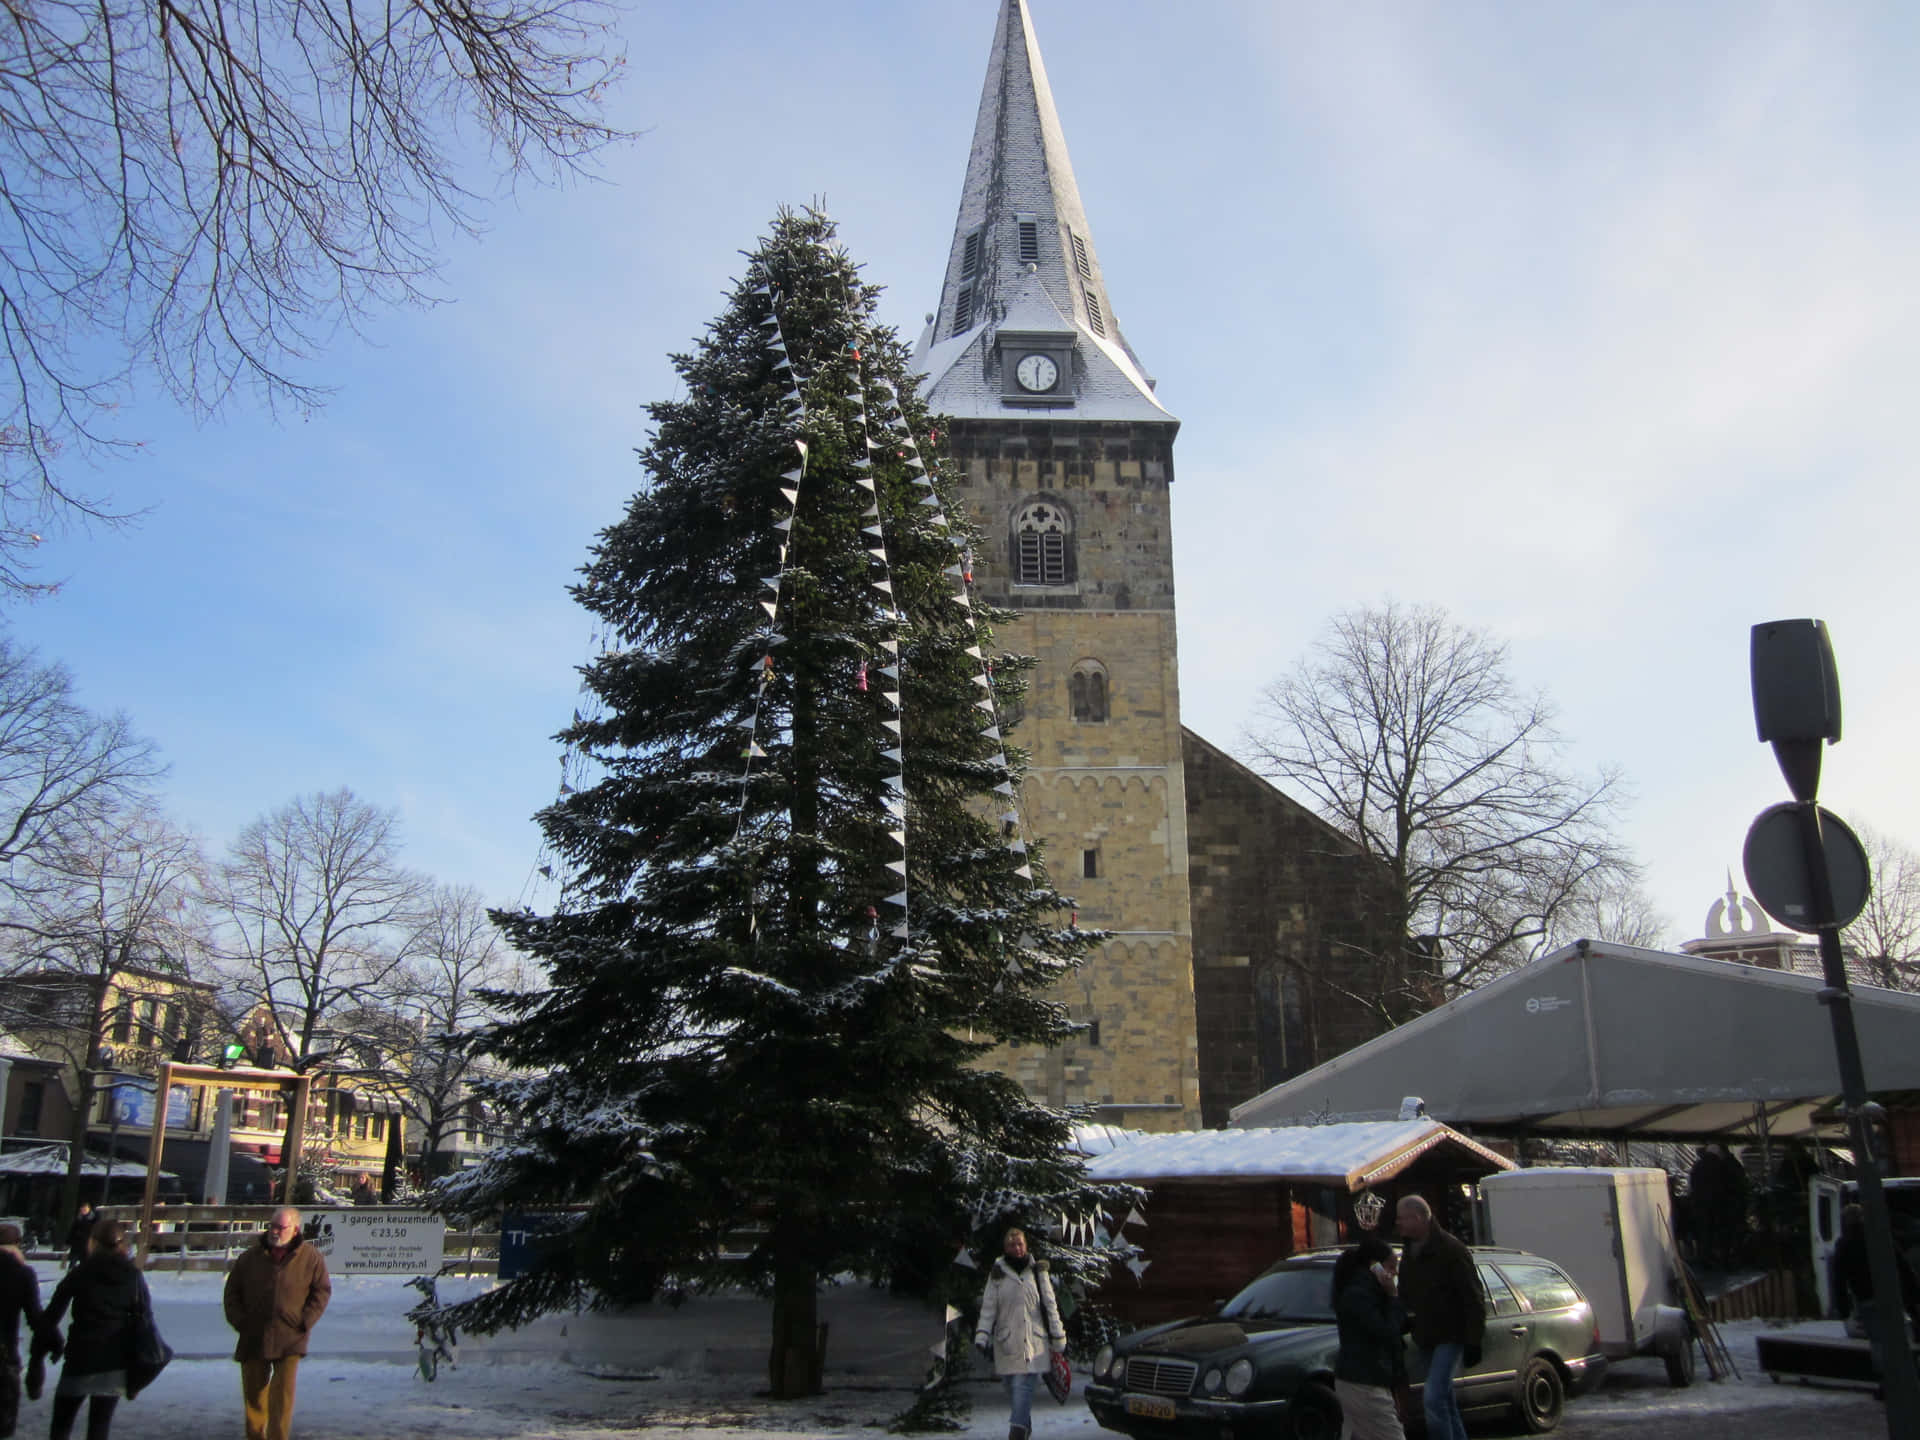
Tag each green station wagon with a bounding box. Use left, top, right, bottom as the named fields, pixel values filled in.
left=1085, top=1246, right=1609, bottom=1440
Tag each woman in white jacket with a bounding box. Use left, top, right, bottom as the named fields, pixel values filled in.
left=974, top=1227, right=1067, bottom=1440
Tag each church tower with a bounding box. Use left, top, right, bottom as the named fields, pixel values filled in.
left=914, top=0, right=1201, bottom=1130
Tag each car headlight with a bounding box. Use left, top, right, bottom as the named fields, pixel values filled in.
left=1094, top=1345, right=1113, bottom=1380
left=1202, top=1367, right=1224, bottom=1394
left=1224, top=1358, right=1255, bottom=1397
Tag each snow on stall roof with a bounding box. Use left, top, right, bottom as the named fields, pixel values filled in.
left=1082, top=1121, right=1512, bottom=1191
left=1070, top=1123, right=1141, bottom=1158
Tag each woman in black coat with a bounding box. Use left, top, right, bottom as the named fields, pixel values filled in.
left=1332, top=1235, right=1407, bottom=1440
left=33, top=1220, right=148, bottom=1440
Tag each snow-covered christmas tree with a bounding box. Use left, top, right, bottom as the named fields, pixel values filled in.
left=436, top=209, right=1130, bottom=1398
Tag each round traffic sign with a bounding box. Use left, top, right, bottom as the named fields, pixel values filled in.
left=1742, top=802, right=1871, bottom=933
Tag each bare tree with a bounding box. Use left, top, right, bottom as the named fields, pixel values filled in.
left=0, top=636, right=161, bottom=896
left=331, top=883, right=523, bottom=1186
left=0, top=799, right=210, bottom=1221
left=0, top=0, right=627, bottom=594
left=1244, top=601, right=1638, bottom=1014
left=210, top=789, right=427, bottom=1069
left=1550, top=877, right=1670, bottom=951
left=1847, top=824, right=1920, bottom=991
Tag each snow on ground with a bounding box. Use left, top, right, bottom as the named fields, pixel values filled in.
left=11, top=1273, right=1883, bottom=1438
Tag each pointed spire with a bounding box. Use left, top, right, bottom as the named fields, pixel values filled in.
left=916, top=1, right=1172, bottom=424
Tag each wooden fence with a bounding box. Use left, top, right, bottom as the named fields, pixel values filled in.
left=97, top=1205, right=500, bottom=1274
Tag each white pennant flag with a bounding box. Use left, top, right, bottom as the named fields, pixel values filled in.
left=889, top=829, right=906, bottom=846
left=887, top=859, right=907, bottom=875
left=981, top=726, right=1001, bottom=741
left=782, top=467, right=803, bottom=481
left=781, top=488, right=799, bottom=504
left=1014, top=863, right=1033, bottom=878
left=883, top=890, right=909, bottom=908
left=759, top=600, right=777, bottom=618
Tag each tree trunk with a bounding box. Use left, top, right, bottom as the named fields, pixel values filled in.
left=767, top=1253, right=824, bottom=1398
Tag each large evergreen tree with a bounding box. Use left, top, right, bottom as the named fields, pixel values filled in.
left=436, top=210, right=1125, bottom=1397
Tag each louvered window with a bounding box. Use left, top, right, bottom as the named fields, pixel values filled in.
left=953, top=286, right=974, bottom=334
left=1012, top=501, right=1072, bottom=586
left=1018, top=218, right=1039, bottom=264
left=1085, top=290, right=1106, bottom=336
left=1071, top=232, right=1093, bottom=279
left=961, top=231, right=982, bottom=279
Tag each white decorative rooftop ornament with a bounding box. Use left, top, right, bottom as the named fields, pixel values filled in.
left=1353, top=1190, right=1386, bottom=1231
left=1704, top=871, right=1769, bottom=938
left=1397, top=1096, right=1427, bottom=1121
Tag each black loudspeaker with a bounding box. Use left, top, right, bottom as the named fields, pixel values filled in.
left=1750, top=619, right=1842, bottom=744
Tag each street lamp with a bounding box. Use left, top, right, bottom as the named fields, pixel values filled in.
left=1746, top=619, right=1919, bottom=1435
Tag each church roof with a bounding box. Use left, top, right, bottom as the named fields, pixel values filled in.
left=914, top=1, right=1173, bottom=424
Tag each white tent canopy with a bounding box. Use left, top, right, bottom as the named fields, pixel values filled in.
left=1231, top=940, right=1920, bottom=1141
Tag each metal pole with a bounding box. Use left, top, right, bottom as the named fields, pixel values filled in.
left=102, top=1090, right=118, bottom=1208
left=135, top=1063, right=171, bottom=1270
left=1796, top=802, right=1920, bottom=1432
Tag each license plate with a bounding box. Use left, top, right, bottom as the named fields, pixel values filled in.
left=1125, top=1395, right=1178, bottom=1421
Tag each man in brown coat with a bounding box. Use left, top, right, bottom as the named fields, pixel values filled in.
left=224, top=1208, right=331, bottom=1440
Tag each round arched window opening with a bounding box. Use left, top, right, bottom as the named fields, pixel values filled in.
left=1012, top=500, right=1074, bottom=587
left=1070, top=659, right=1109, bottom=724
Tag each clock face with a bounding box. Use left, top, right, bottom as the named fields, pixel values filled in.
left=1015, top=353, right=1060, bottom=393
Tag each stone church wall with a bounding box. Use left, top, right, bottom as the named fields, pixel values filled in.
left=1181, top=730, right=1405, bottom=1128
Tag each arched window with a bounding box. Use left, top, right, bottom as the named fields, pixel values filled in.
left=1012, top=500, right=1073, bottom=586
left=1069, top=659, right=1108, bottom=724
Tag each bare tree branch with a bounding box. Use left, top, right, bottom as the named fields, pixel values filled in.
left=1847, top=823, right=1920, bottom=991
left=1243, top=600, right=1639, bottom=1017
left=0, top=0, right=627, bottom=593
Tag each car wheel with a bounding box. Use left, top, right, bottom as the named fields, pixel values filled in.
left=1517, top=1356, right=1564, bottom=1433
left=1286, top=1381, right=1342, bottom=1440
left=1664, top=1333, right=1697, bottom=1388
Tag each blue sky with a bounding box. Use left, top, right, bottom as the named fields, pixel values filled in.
left=16, top=1, right=1920, bottom=946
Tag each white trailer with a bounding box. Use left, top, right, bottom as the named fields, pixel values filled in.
left=1481, top=1167, right=1696, bottom=1385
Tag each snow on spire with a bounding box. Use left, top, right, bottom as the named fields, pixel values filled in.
left=916, top=0, right=1172, bottom=423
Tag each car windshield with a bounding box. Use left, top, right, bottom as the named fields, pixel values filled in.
left=1219, top=1265, right=1335, bottom=1323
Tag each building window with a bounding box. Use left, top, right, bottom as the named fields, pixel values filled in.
left=111, top=1004, right=133, bottom=1043
left=18, top=1081, right=43, bottom=1135
left=1087, top=1020, right=1101, bottom=1047
left=1082, top=848, right=1099, bottom=879
left=1017, top=216, right=1039, bottom=264
left=1011, top=500, right=1072, bottom=586
left=1069, top=660, right=1109, bottom=723
left=961, top=229, right=981, bottom=279
left=372, top=1114, right=385, bottom=1141
left=953, top=285, right=974, bottom=334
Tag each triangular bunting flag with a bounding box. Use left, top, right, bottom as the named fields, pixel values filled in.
left=872, top=579, right=893, bottom=594
left=883, top=719, right=903, bottom=734
left=759, top=600, right=777, bottom=618
left=965, top=646, right=982, bottom=658
left=1014, top=863, right=1033, bottom=878
left=862, top=524, right=884, bottom=538
left=918, top=494, right=942, bottom=508
left=856, top=475, right=876, bottom=491
left=972, top=674, right=992, bottom=689
left=781, top=467, right=803, bottom=481
left=887, top=859, right=907, bottom=875
left=774, top=517, right=792, bottom=532
left=981, top=726, right=1001, bottom=740
left=881, top=639, right=899, bottom=654
left=945, top=565, right=963, bottom=577
left=892, top=923, right=910, bottom=939
left=749, top=743, right=767, bottom=758
left=889, top=829, right=906, bottom=845
left=883, top=891, right=908, bottom=908
left=882, top=748, right=903, bottom=763
left=1009, top=840, right=1027, bottom=854
left=885, top=776, right=905, bottom=793
left=975, top=699, right=996, bottom=713
left=879, top=665, right=900, bottom=679
left=994, top=782, right=1017, bottom=797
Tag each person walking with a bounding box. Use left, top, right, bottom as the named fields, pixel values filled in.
left=1332, top=1235, right=1407, bottom=1440
left=224, top=1207, right=330, bottom=1440
left=1831, top=1203, right=1920, bottom=1348
left=1394, top=1196, right=1482, bottom=1440
left=0, top=1224, right=51, bottom=1440
left=974, top=1227, right=1067, bottom=1440
left=32, top=1218, right=146, bottom=1440
left=60, top=1210, right=92, bottom=1272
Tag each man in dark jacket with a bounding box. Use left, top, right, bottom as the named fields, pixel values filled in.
left=224, top=1208, right=331, bottom=1440
left=1395, top=1196, right=1483, bottom=1440
left=0, top=1224, right=49, bottom=1439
